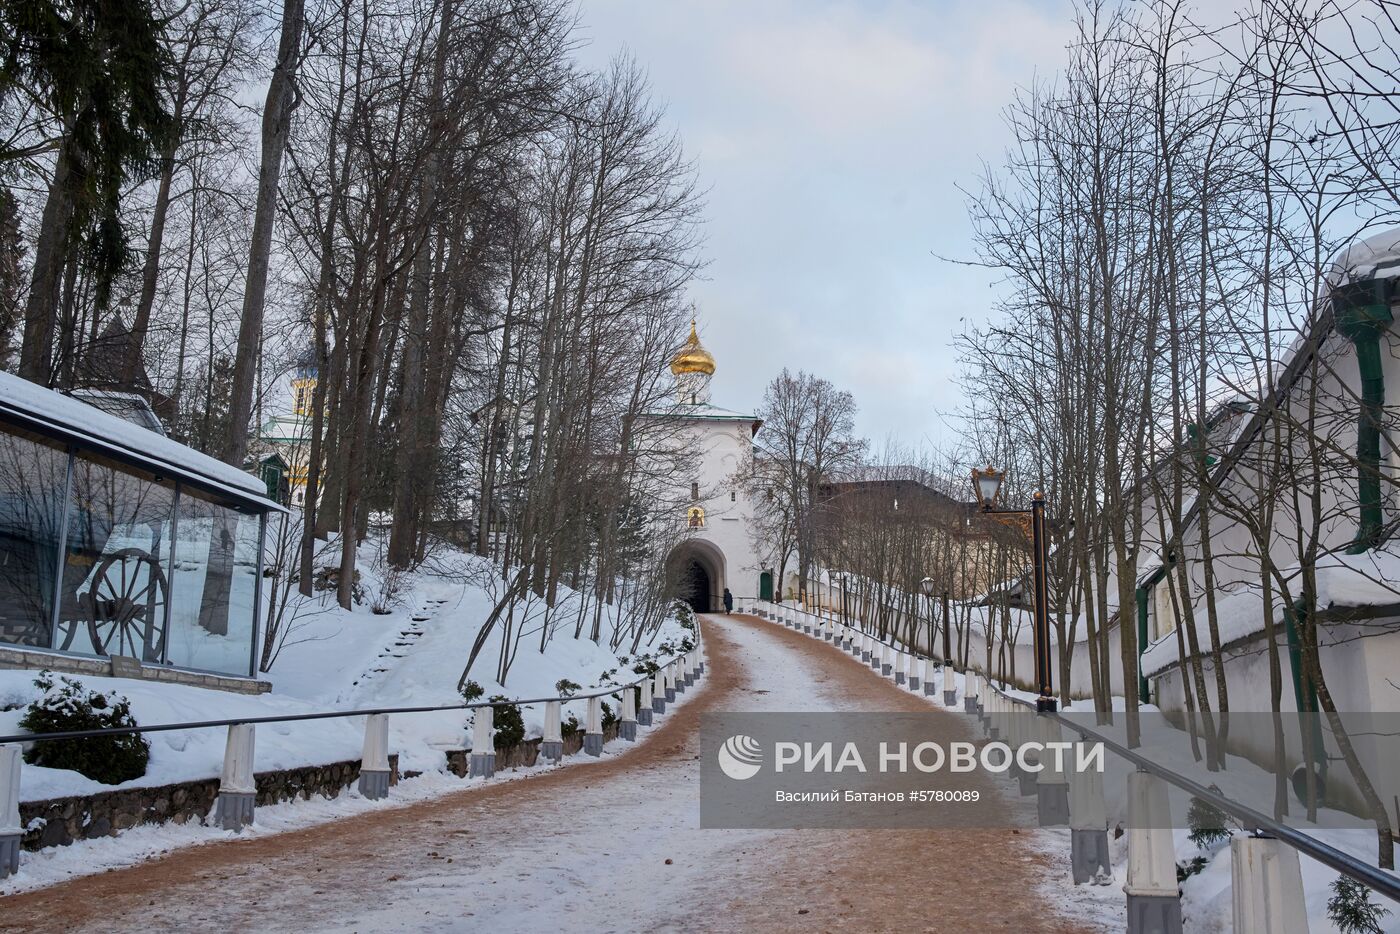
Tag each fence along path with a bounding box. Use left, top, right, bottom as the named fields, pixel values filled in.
left=742, top=596, right=1400, bottom=933
left=0, top=632, right=706, bottom=879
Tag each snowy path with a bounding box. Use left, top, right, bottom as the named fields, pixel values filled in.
left=0, top=614, right=1102, bottom=933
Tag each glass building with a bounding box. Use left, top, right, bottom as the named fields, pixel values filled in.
left=0, top=372, right=281, bottom=680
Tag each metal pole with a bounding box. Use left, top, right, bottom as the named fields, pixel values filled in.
left=941, top=590, right=952, bottom=668
left=1032, top=492, right=1055, bottom=712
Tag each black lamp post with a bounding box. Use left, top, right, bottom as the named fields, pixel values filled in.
left=918, top=576, right=936, bottom=660
left=971, top=465, right=1055, bottom=713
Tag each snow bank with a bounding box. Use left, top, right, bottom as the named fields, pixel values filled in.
left=1, top=535, right=690, bottom=798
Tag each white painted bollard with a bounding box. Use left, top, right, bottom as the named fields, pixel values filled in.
left=358, top=713, right=391, bottom=799
left=674, top=654, right=687, bottom=695
left=879, top=642, right=892, bottom=676
left=1231, top=835, right=1309, bottom=934
left=637, top=681, right=654, bottom=727
left=1069, top=740, right=1111, bottom=884
left=652, top=668, right=667, bottom=714
left=922, top=657, right=937, bottom=697
left=1125, top=770, right=1183, bottom=933
left=684, top=653, right=695, bottom=687
left=469, top=706, right=496, bottom=778
left=1036, top=717, right=1069, bottom=826
left=893, top=649, right=907, bottom=685
left=964, top=670, right=981, bottom=714
left=543, top=700, right=565, bottom=760
left=0, top=744, right=21, bottom=878
left=824, top=617, right=834, bottom=642
left=215, top=723, right=256, bottom=830
left=665, top=663, right=677, bottom=702
left=860, top=632, right=872, bottom=664
left=942, top=665, right=958, bottom=707
left=620, top=688, right=638, bottom=742
left=583, top=696, right=604, bottom=756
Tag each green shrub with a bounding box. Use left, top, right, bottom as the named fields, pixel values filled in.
left=554, top=678, right=581, bottom=698
left=487, top=696, right=525, bottom=749
left=1186, top=793, right=1232, bottom=850
left=602, top=701, right=617, bottom=730
left=1328, top=877, right=1390, bottom=934
left=460, top=680, right=485, bottom=703
left=20, top=672, right=149, bottom=785
left=561, top=713, right=581, bottom=738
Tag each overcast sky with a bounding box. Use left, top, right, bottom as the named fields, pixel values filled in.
left=573, top=0, right=1077, bottom=450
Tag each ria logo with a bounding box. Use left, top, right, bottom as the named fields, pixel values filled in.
left=717, top=734, right=763, bottom=780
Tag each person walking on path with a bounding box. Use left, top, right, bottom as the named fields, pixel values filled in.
left=723, top=588, right=733, bottom=613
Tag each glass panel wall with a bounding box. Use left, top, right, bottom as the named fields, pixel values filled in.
left=166, top=487, right=259, bottom=676
left=0, top=425, right=69, bottom=648
left=62, top=453, right=175, bottom=662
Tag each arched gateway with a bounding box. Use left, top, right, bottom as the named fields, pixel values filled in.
left=644, top=320, right=766, bottom=612
left=667, top=538, right=727, bottom=613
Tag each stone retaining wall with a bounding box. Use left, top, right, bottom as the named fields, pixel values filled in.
left=20, top=754, right=400, bottom=850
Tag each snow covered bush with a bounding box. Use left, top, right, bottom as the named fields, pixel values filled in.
left=19, top=672, right=150, bottom=785
left=1328, top=877, right=1389, bottom=933
left=488, top=696, right=524, bottom=749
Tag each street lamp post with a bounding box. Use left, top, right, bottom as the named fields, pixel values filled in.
left=918, top=576, right=936, bottom=661
left=971, top=465, right=1055, bottom=713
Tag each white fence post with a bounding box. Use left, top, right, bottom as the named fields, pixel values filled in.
left=469, top=706, right=496, bottom=778
left=943, top=665, right=958, bottom=707
left=583, top=696, right=604, bottom=756
left=879, top=641, right=892, bottom=677
left=665, top=663, right=677, bottom=703
left=1013, top=708, right=1038, bottom=796
left=1069, top=739, right=1112, bottom=884
left=358, top=713, right=391, bottom=799
left=674, top=654, right=687, bottom=695
left=894, top=648, right=907, bottom=685
left=860, top=632, right=872, bottom=664
left=215, top=722, right=256, bottom=831
left=684, top=653, right=696, bottom=687
left=635, top=681, right=653, bottom=727
left=653, top=669, right=667, bottom=714
left=1125, top=770, right=1183, bottom=933
left=923, top=657, right=937, bottom=697
left=904, top=651, right=917, bottom=689
left=0, top=744, right=21, bottom=878
left=964, top=670, right=981, bottom=714
left=1231, top=835, right=1309, bottom=934
left=620, top=687, right=638, bottom=742
left=1036, top=716, right=1069, bottom=826
left=543, top=700, right=565, bottom=760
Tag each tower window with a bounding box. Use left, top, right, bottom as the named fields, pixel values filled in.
left=730, top=491, right=736, bottom=502
left=691, top=482, right=699, bottom=501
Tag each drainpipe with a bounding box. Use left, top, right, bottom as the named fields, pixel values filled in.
left=1333, top=276, right=1395, bottom=554
left=1135, top=586, right=1151, bottom=705
left=1284, top=596, right=1327, bottom=785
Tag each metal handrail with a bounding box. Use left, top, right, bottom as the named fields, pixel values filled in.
left=987, top=681, right=1400, bottom=904
left=0, top=642, right=700, bottom=746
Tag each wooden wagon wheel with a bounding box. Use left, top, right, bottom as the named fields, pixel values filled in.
left=85, top=548, right=168, bottom=664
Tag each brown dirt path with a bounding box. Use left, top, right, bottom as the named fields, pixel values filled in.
left=0, top=613, right=1096, bottom=933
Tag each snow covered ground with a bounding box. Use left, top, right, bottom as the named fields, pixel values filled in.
left=0, top=535, right=690, bottom=800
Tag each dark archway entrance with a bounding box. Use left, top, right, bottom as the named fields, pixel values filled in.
left=665, top=539, right=725, bottom=615
left=680, top=559, right=711, bottom=613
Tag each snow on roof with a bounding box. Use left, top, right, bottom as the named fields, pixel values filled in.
left=641, top=401, right=762, bottom=433
left=0, top=371, right=273, bottom=506
left=1326, top=226, right=1400, bottom=287
left=1141, top=549, right=1400, bottom=677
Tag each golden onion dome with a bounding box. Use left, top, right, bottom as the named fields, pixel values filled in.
left=670, top=319, right=716, bottom=376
